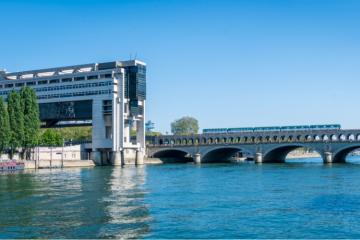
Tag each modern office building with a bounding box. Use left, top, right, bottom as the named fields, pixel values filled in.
left=0, top=60, right=146, bottom=165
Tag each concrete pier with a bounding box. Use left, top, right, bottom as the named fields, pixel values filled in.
left=194, top=154, right=201, bottom=164
left=324, top=152, right=333, bottom=164
left=254, top=153, right=263, bottom=164
left=135, top=150, right=144, bottom=165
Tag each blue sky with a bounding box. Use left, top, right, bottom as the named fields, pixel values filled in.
left=0, top=0, right=360, bottom=133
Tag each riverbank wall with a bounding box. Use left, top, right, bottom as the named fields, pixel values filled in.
left=24, top=160, right=95, bottom=169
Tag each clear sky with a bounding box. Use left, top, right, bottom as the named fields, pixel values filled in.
left=0, top=0, right=359, bottom=133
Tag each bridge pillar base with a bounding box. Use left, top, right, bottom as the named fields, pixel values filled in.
left=135, top=150, right=144, bottom=165
left=110, top=151, right=124, bottom=166
left=194, top=154, right=201, bottom=164
left=324, top=152, right=333, bottom=164
left=255, top=153, right=263, bottom=164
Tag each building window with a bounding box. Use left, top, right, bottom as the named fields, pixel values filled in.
left=5, top=84, right=14, bottom=88
left=26, top=81, right=36, bottom=86
left=87, top=75, right=98, bottom=80
left=15, top=83, right=24, bottom=87
left=38, top=80, right=48, bottom=85
left=61, top=78, right=72, bottom=82
left=74, top=76, right=85, bottom=81
left=49, top=79, right=60, bottom=84
left=100, top=73, right=112, bottom=79
left=105, top=126, right=112, bottom=139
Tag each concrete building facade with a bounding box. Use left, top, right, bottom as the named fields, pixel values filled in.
left=0, top=60, right=146, bottom=165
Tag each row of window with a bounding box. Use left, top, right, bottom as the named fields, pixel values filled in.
left=1, top=73, right=113, bottom=89
left=37, top=90, right=112, bottom=100
left=0, top=81, right=113, bottom=96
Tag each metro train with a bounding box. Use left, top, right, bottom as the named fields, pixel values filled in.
left=203, top=124, right=341, bottom=134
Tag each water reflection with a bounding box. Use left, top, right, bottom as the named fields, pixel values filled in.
left=0, top=167, right=150, bottom=239
left=100, top=166, right=150, bottom=238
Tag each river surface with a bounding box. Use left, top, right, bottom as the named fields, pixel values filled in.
left=2, top=157, right=360, bottom=238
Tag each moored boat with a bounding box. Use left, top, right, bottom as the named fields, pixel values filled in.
left=0, top=161, right=25, bottom=171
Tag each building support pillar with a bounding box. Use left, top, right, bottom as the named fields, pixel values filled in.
left=135, top=150, right=144, bottom=165
left=194, top=153, right=201, bottom=164
left=254, top=152, right=263, bottom=164
left=324, top=152, right=333, bottom=164
left=92, top=151, right=102, bottom=166
left=111, top=151, right=124, bottom=166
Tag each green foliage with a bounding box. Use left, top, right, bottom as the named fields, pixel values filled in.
left=146, top=131, right=162, bottom=137
left=21, top=87, right=40, bottom=153
left=171, top=116, right=199, bottom=135
left=40, top=129, right=63, bottom=146
left=7, top=91, right=24, bottom=157
left=0, top=98, right=10, bottom=154
left=55, top=127, right=92, bottom=141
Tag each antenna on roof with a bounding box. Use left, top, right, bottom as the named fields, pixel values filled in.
left=134, top=52, right=138, bottom=60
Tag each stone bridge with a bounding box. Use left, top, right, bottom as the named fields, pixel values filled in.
left=146, top=129, right=360, bottom=164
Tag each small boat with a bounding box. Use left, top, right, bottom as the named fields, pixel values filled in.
left=0, top=161, right=25, bottom=171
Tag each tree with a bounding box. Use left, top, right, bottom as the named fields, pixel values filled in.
left=21, top=87, right=40, bottom=159
left=40, top=129, right=63, bottom=146
left=0, top=97, right=10, bottom=154
left=171, top=116, right=199, bottom=135
left=7, top=91, right=24, bottom=159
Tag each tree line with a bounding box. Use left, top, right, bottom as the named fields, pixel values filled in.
left=0, top=87, right=40, bottom=159
left=0, top=86, right=70, bottom=159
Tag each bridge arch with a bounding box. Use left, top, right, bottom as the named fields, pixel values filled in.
left=263, top=144, right=323, bottom=163
left=201, top=146, right=254, bottom=163
left=333, top=144, right=360, bottom=163
left=152, top=148, right=193, bottom=163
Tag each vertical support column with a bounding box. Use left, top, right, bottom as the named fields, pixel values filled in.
left=113, top=69, right=126, bottom=165
left=92, top=151, right=102, bottom=165
left=91, top=98, right=106, bottom=165
left=111, top=151, right=124, bottom=166
left=194, top=153, right=202, bottom=164
left=135, top=150, right=144, bottom=165
left=324, top=151, right=333, bottom=164
left=254, top=152, right=263, bottom=164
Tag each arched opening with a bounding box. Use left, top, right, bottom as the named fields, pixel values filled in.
left=322, top=134, right=329, bottom=141
left=339, top=134, right=346, bottom=141
left=314, top=135, right=321, bottom=141
left=202, top=147, right=253, bottom=163
left=263, top=145, right=322, bottom=163
left=334, top=145, right=360, bottom=163
left=330, top=134, right=338, bottom=141
left=152, top=149, right=193, bottom=163
left=348, top=134, right=355, bottom=141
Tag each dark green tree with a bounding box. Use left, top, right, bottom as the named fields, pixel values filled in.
left=40, top=129, right=63, bottom=146
left=0, top=97, right=10, bottom=154
left=171, top=116, right=199, bottom=135
left=7, top=91, right=24, bottom=159
left=21, top=87, right=40, bottom=159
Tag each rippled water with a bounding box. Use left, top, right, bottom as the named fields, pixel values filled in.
left=2, top=157, right=360, bottom=238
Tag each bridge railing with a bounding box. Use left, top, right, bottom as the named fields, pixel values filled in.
left=147, top=130, right=360, bottom=147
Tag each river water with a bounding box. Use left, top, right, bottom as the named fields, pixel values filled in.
left=2, top=157, right=360, bottom=238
